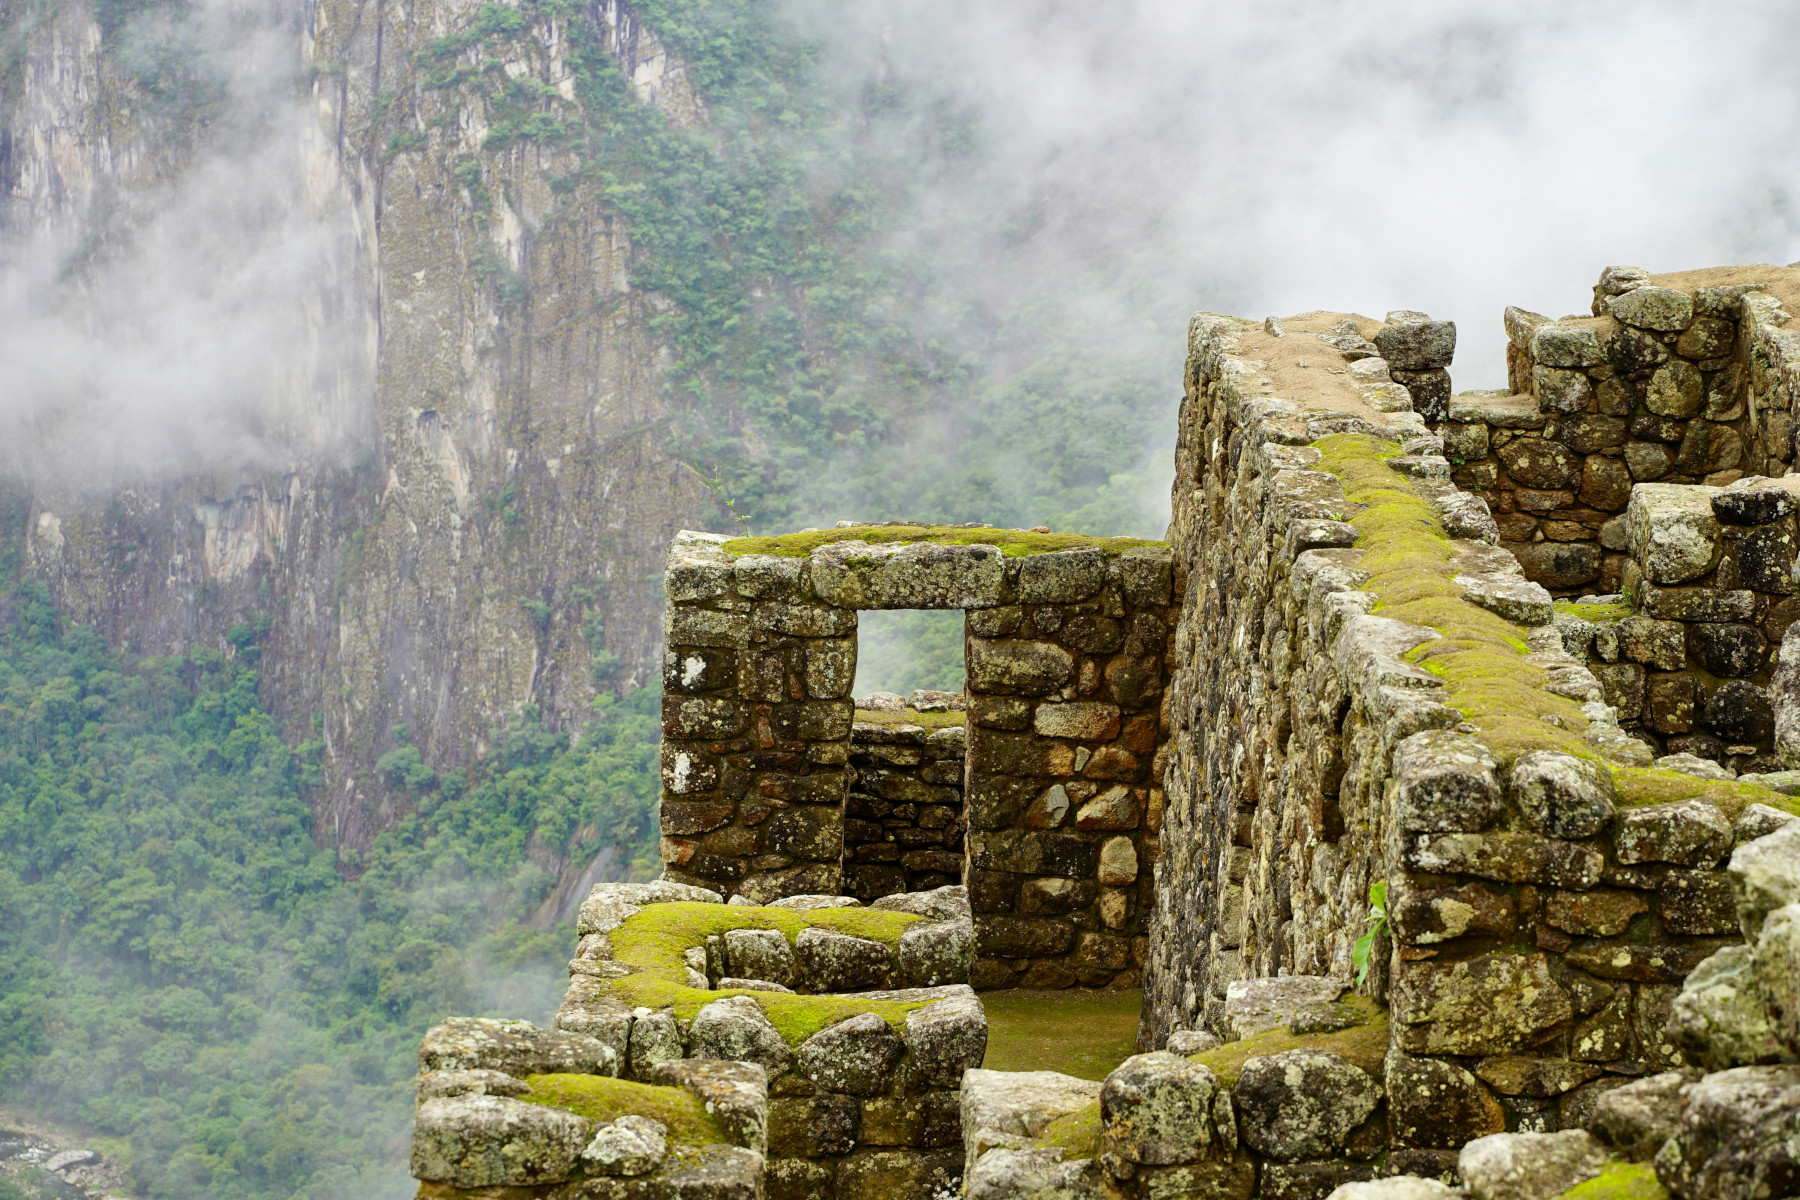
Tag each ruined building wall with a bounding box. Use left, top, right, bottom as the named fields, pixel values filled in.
left=844, top=719, right=968, bottom=900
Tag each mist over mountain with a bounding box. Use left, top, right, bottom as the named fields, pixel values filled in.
left=1, top=0, right=1797, bottom=1195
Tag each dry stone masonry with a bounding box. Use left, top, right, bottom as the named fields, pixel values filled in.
left=413, top=261, right=1800, bottom=1200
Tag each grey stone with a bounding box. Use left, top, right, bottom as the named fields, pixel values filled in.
left=648, top=1058, right=770, bottom=1152
left=723, top=928, right=799, bottom=989
left=1610, top=287, right=1695, bottom=332
left=796, top=925, right=895, bottom=992
left=627, top=1009, right=684, bottom=1079
left=1588, top=1070, right=1700, bottom=1161
left=1458, top=1130, right=1608, bottom=1200
left=1392, top=952, right=1573, bottom=1056
left=1392, top=730, right=1505, bottom=833
left=1734, top=803, right=1800, bottom=843
left=1385, top=1048, right=1506, bottom=1150
left=1627, top=483, right=1721, bottom=585
left=689, top=996, right=793, bottom=1077
left=1097, top=836, right=1139, bottom=885
left=1510, top=751, right=1617, bottom=839
left=583, top=1114, right=667, bottom=1176
left=1223, top=976, right=1349, bottom=1040
left=1532, top=323, right=1606, bottom=368
left=966, top=1148, right=1103, bottom=1200
left=1533, top=366, right=1594, bottom=414
left=810, top=538, right=1008, bottom=608
left=1626, top=441, right=1675, bottom=481
left=1166, top=1030, right=1223, bottom=1055
left=733, top=553, right=810, bottom=601
left=411, top=1094, right=592, bottom=1188
left=578, top=880, right=722, bottom=936
left=1647, top=361, right=1705, bottom=419
left=1405, top=831, right=1604, bottom=889
left=1775, top=622, right=1800, bottom=770
left=418, top=1017, right=618, bottom=1078
left=967, top=638, right=1076, bottom=696
left=1016, top=549, right=1109, bottom=603
left=902, top=985, right=989, bottom=1089
left=1375, top=319, right=1457, bottom=370
left=961, top=1068, right=1102, bottom=1177
left=1232, top=1050, right=1379, bottom=1161
left=1702, top=680, right=1774, bottom=745
left=1454, top=573, right=1554, bottom=626
left=1713, top=486, right=1799, bottom=526
left=1652, top=753, right=1734, bottom=782
left=1326, top=1180, right=1458, bottom=1200
left=899, top=919, right=975, bottom=987
left=1754, top=903, right=1800, bottom=1056
left=1653, top=1065, right=1800, bottom=1200
left=870, top=884, right=970, bottom=922
left=1101, top=1052, right=1233, bottom=1165
left=1450, top=394, right=1545, bottom=429
left=415, top=1068, right=532, bottom=1099
left=765, top=893, right=862, bottom=909
left=797, top=1011, right=904, bottom=1095
left=1615, top=798, right=1733, bottom=867
left=1668, top=945, right=1793, bottom=1071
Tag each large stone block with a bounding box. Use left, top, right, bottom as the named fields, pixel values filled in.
left=1652, top=1065, right=1800, bottom=1200
left=411, top=1094, right=592, bottom=1188
left=798, top=1012, right=904, bottom=1095
left=1498, top=439, right=1580, bottom=489
left=1509, top=542, right=1601, bottom=590
left=1731, top=819, right=1800, bottom=941
left=691, top=995, right=793, bottom=1077
left=1375, top=318, right=1457, bottom=370
left=1232, top=1050, right=1379, bottom=1161
left=1101, top=1052, right=1233, bottom=1165
left=1615, top=799, right=1733, bottom=867
left=1688, top=622, right=1767, bottom=678
left=960, top=1068, right=1102, bottom=1175
left=1509, top=751, right=1616, bottom=839
left=1753, top=903, right=1800, bottom=1056
left=901, top=986, right=987, bottom=1090
left=1392, top=952, right=1572, bottom=1056
left=419, top=1017, right=618, bottom=1077
left=1404, top=831, right=1603, bottom=888
left=1668, top=945, right=1792, bottom=1070
left=796, top=926, right=895, bottom=991
left=724, top=928, right=799, bottom=988
left=1457, top=1130, right=1608, bottom=1200
left=1392, top=730, right=1504, bottom=833
left=967, top=638, right=1075, bottom=695
left=1609, top=287, right=1694, bottom=332
left=1016, top=549, right=1109, bottom=603
left=811, top=539, right=1007, bottom=609
left=1385, top=1048, right=1505, bottom=1149
left=1626, top=484, right=1721, bottom=584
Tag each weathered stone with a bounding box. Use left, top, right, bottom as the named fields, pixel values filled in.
left=1661, top=869, right=1740, bottom=936
left=1532, top=322, right=1606, bottom=368
left=1390, top=879, right=1516, bottom=946
left=1016, top=549, right=1109, bottom=603
left=1653, top=1065, right=1800, bottom=1200
left=1509, top=542, right=1602, bottom=590
left=1732, top=521, right=1800, bottom=593
left=1564, top=940, right=1721, bottom=985
left=1120, top=547, right=1175, bottom=606
left=795, top=926, right=894, bottom=992
left=1731, top=819, right=1800, bottom=941
left=763, top=804, right=844, bottom=861
left=1498, top=439, right=1580, bottom=489
left=416, top=1069, right=533, bottom=1099
left=1702, top=680, right=1775, bottom=744
left=964, top=1148, right=1102, bottom=1200
left=411, top=1095, right=594, bottom=1187
left=1570, top=993, right=1631, bottom=1063
left=898, top=919, right=974, bottom=987
left=1259, top=1161, right=1376, bottom=1200
left=1533, top=367, right=1593, bottom=415
left=628, top=1009, right=684, bottom=1079
left=901, top=986, right=987, bottom=1089
left=1588, top=1070, right=1699, bottom=1161
left=806, top=639, right=857, bottom=699
left=1647, top=361, right=1705, bottom=419
left=1233, top=1050, right=1379, bottom=1161
left=1405, top=832, right=1604, bottom=888
left=723, top=928, right=799, bottom=989
left=771, top=1092, right=859, bottom=1156
left=1223, top=977, right=1349, bottom=1040
left=1325, top=1179, right=1458, bottom=1200
left=1732, top=803, right=1799, bottom=843
left=1610, top=324, right=1673, bottom=374
left=1667, top=945, right=1792, bottom=1070
left=690, top=995, right=793, bottom=1077
left=1678, top=315, right=1736, bottom=359
left=1457, top=1130, right=1608, bottom=1200
left=1059, top=615, right=1126, bottom=655
left=1391, top=952, right=1572, bottom=1056
left=811, top=539, right=1007, bottom=609
left=733, top=553, right=810, bottom=601
left=1034, top=702, right=1122, bottom=741
left=1376, top=319, right=1457, bottom=370
left=1075, top=785, right=1141, bottom=831
left=1627, top=484, right=1721, bottom=584
left=1615, top=799, right=1733, bottom=867
left=1510, top=751, right=1617, bottom=839
left=1610, top=287, right=1694, bottom=332
left=753, top=603, right=857, bottom=638
left=1101, top=1052, right=1232, bottom=1165
left=1455, top=572, right=1554, bottom=626
left=1541, top=888, right=1648, bottom=937
left=1166, top=1030, right=1223, bottom=1055
left=1452, top=393, right=1545, bottom=429
left=647, top=1059, right=769, bottom=1152
left=1385, top=1048, right=1505, bottom=1149
left=1097, top=836, right=1139, bottom=885
left=1390, top=730, right=1504, bottom=833
left=1714, top=485, right=1799, bottom=526
left=797, top=1012, right=904, bottom=1095
left=1675, top=417, right=1742, bottom=474
left=668, top=608, right=753, bottom=650
left=1753, top=903, right=1800, bottom=1056
left=419, top=1017, right=618, bottom=1078
left=665, top=696, right=751, bottom=739
left=1442, top=422, right=1490, bottom=462
left=1647, top=673, right=1697, bottom=733
left=582, top=1115, right=667, bottom=1176
left=1579, top=455, right=1634, bottom=510
left=960, top=1068, right=1101, bottom=1175
left=1472, top=1056, right=1602, bottom=1098
left=968, top=639, right=1075, bottom=696
left=1395, top=369, right=1453, bottom=421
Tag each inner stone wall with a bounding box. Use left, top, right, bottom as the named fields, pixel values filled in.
left=845, top=716, right=967, bottom=899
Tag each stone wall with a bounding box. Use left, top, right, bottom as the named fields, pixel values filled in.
left=845, top=717, right=968, bottom=900
left=1143, top=303, right=1800, bottom=1179
left=658, top=529, right=1176, bottom=982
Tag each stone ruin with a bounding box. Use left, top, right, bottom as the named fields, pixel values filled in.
left=407, top=264, right=1800, bottom=1200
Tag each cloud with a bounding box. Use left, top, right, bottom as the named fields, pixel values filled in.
left=0, top=0, right=370, bottom=488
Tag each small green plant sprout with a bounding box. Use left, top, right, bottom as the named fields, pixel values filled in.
left=1352, top=879, right=1389, bottom=987
left=679, top=461, right=752, bottom=536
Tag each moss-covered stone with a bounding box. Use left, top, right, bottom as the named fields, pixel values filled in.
left=517, top=1074, right=722, bottom=1147
left=1555, top=1161, right=1669, bottom=1200
left=1033, top=1101, right=1103, bottom=1160
left=1187, top=1006, right=1390, bottom=1088
left=602, top=902, right=933, bottom=1042
left=721, top=524, right=1165, bottom=560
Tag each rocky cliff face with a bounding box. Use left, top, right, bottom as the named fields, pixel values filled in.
left=1, top=0, right=724, bottom=857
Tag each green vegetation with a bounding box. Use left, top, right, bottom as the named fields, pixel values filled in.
left=518, top=1075, right=721, bottom=1146
left=1310, top=433, right=1800, bottom=818
left=1351, top=880, right=1388, bottom=987
left=721, top=524, right=1165, bottom=559
left=1555, top=599, right=1631, bottom=624
left=1034, top=1102, right=1102, bottom=1160
left=602, top=902, right=930, bottom=1042
left=0, top=579, right=664, bottom=1200
left=1188, top=1003, right=1389, bottom=1087
left=1557, top=1162, right=1668, bottom=1200
left=980, top=988, right=1143, bottom=1080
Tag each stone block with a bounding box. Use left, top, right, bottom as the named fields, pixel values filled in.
left=668, top=608, right=753, bottom=649
left=1609, top=287, right=1694, bottom=331
left=1732, top=521, right=1800, bottom=593
left=1119, top=547, right=1175, bottom=606
left=1097, top=835, right=1139, bottom=885
left=1714, top=485, right=1799, bottom=526
left=1509, top=542, right=1601, bottom=590
left=583, top=1114, right=672, bottom=1176
left=1033, top=701, right=1121, bottom=740
left=1731, top=822, right=1800, bottom=940
left=1391, top=952, right=1572, bottom=1056
left=1564, top=941, right=1721, bottom=985
left=419, top=1017, right=618, bottom=1077
left=1532, top=366, right=1593, bottom=414
left=1375, top=318, right=1457, bottom=370
left=1233, top=1050, right=1379, bottom=1161
left=1058, top=615, right=1126, bottom=654
left=1405, top=832, right=1603, bottom=889
left=1510, top=751, right=1617, bottom=839
left=1454, top=572, right=1554, bottom=626
left=665, top=696, right=750, bottom=739
left=806, top=638, right=857, bottom=699
left=411, top=1094, right=593, bottom=1188
left=1016, top=549, right=1108, bottom=604
left=1101, top=1051, right=1232, bottom=1165
left=1386, top=1047, right=1506, bottom=1149
left=1652, top=1064, right=1800, bottom=1200
left=1616, top=798, right=1733, bottom=867
left=1076, top=785, right=1141, bottom=830
left=628, top=1010, right=684, bottom=1079
left=1625, top=441, right=1674, bottom=480
left=734, top=553, right=810, bottom=601
left=691, top=995, right=793, bottom=1077
left=1532, top=322, right=1606, bottom=368
left=1627, top=483, right=1722, bottom=584
left=724, top=928, right=799, bottom=989
left=797, top=1012, right=904, bottom=1095
left=1395, top=368, right=1452, bottom=421
left=648, top=1059, right=770, bottom=1152
left=837, top=1148, right=963, bottom=1200
left=770, top=1092, right=859, bottom=1156
left=1498, top=439, right=1580, bottom=489
left=1753, top=903, right=1800, bottom=1056
left=969, top=829, right=1095, bottom=878
left=967, top=638, right=1075, bottom=695
left=753, top=603, right=856, bottom=637
left=1457, top=1130, right=1608, bottom=1200
left=665, top=647, right=739, bottom=694
left=1578, top=455, right=1633, bottom=510
left=1620, top=616, right=1686, bottom=670
left=1472, top=1056, right=1602, bottom=1099
left=1588, top=1070, right=1697, bottom=1161
left=1646, top=360, right=1704, bottom=418
left=1391, top=879, right=1516, bottom=946
left=964, top=1148, right=1100, bottom=1200
left=1222, top=977, right=1348, bottom=1040
left=1661, top=869, right=1739, bottom=936
left=796, top=926, right=895, bottom=992
left=898, top=919, right=975, bottom=987
left=1688, top=622, right=1767, bottom=677
left=1329, top=1179, right=1458, bottom=1200
left=1541, top=888, right=1647, bottom=937
left=1593, top=662, right=1645, bottom=718
left=811, top=539, right=1007, bottom=609
left=763, top=805, right=843, bottom=861
left=1258, top=1161, right=1376, bottom=1200
left=1391, top=729, right=1504, bottom=833
left=977, top=916, right=1076, bottom=959
left=901, top=987, right=987, bottom=1090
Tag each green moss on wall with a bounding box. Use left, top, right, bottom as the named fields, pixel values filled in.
left=852, top=708, right=967, bottom=730
left=1309, top=433, right=1798, bottom=818
left=519, top=1074, right=723, bottom=1146
left=721, top=524, right=1165, bottom=559
left=1034, top=1101, right=1102, bottom=1161
left=1555, top=599, right=1631, bottom=624
left=602, top=902, right=934, bottom=1042
left=1186, top=1003, right=1389, bottom=1087
left=1556, top=1162, right=1669, bottom=1200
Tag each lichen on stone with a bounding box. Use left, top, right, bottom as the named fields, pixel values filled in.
left=1553, top=1161, right=1669, bottom=1200
left=1186, top=1004, right=1390, bottom=1088
left=720, top=524, right=1165, bottom=559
